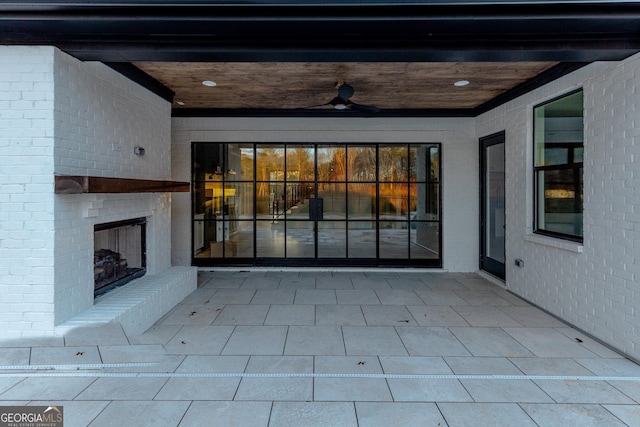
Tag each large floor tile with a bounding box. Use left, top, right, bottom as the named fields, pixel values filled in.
left=175, top=355, right=249, bottom=373
left=222, top=325, right=288, bottom=355
left=379, top=356, right=452, bottom=374
left=461, top=379, right=554, bottom=403
left=212, top=304, right=270, bottom=325
left=521, top=403, right=628, bottom=426
left=534, top=379, right=636, bottom=404
left=239, top=276, right=281, bottom=289
left=179, top=401, right=272, bottom=427
left=454, top=290, right=514, bottom=306
left=351, top=277, right=392, bottom=290
left=62, top=323, right=129, bottom=346
left=603, top=404, right=640, bottom=426
left=0, top=377, right=96, bottom=400
left=406, top=305, right=469, bottom=326
left=336, top=290, right=381, bottom=305
left=316, top=305, right=366, bottom=326
left=509, top=357, right=595, bottom=376
left=30, top=346, right=102, bottom=365
left=246, top=355, right=313, bottom=373
left=374, top=290, right=424, bottom=305
left=0, top=378, right=27, bottom=396
left=315, top=356, right=383, bottom=374
left=355, top=402, right=446, bottom=427
left=165, top=326, right=235, bottom=355
left=28, top=401, right=108, bottom=427
left=0, top=348, right=30, bottom=365
left=361, top=305, right=417, bottom=326
left=250, top=289, right=296, bottom=305
left=314, top=377, right=392, bottom=401
left=209, top=289, right=257, bottom=304
left=284, top=326, right=345, bottom=356
left=127, top=324, right=182, bottom=345
left=316, top=276, right=354, bottom=289
left=449, top=327, right=536, bottom=357
left=387, top=378, right=473, bottom=402
left=503, top=328, right=602, bottom=358
left=575, top=357, right=640, bottom=377
left=498, top=306, right=566, bottom=327
left=154, top=377, right=240, bottom=400
left=396, top=327, right=471, bottom=357
left=178, top=287, right=217, bottom=305
left=452, top=306, right=522, bottom=327
left=555, top=327, right=625, bottom=358
left=294, top=289, right=337, bottom=304
left=89, top=400, right=190, bottom=427
left=269, top=402, right=358, bottom=427
left=158, top=303, right=224, bottom=326
left=343, top=327, right=408, bottom=356
left=438, top=402, right=538, bottom=427
left=235, top=376, right=313, bottom=400
left=264, top=305, right=315, bottom=325
left=75, top=377, right=168, bottom=400
left=444, top=356, right=523, bottom=375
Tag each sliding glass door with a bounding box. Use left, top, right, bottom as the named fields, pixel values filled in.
left=192, top=142, right=441, bottom=267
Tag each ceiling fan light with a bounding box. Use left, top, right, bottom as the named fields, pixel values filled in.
left=334, top=103, right=347, bottom=110
left=454, top=80, right=470, bottom=87
left=202, top=80, right=217, bottom=87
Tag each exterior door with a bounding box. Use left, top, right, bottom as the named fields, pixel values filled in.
left=480, top=132, right=506, bottom=279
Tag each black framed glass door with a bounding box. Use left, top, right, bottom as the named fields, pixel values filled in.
left=192, top=142, right=441, bottom=267
left=480, top=132, right=506, bottom=279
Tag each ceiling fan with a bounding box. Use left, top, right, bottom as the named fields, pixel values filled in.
left=307, top=82, right=380, bottom=114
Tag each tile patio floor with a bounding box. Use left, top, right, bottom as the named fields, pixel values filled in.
left=1, top=270, right=640, bottom=426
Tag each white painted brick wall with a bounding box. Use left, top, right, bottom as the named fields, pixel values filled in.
left=52, top=50, right=174, bottom=325
left=171, top=117, right=479, bottom=272
left=477, top=55, right=640, bottom=360
left=0, top=46, right=56, bottom=338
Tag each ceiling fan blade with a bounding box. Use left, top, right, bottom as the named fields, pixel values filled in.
left=347, top=102, right=380, bottom=114
left=337, top=83, right=354, bottom=101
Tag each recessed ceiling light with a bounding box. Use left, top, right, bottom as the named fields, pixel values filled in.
left=176, top=101, right=185, bottom=106
left=454, top=80, right=470, bottom=87
left=202, top=80, right=217, bottom=87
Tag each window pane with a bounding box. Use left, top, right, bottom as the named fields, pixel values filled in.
left=317, top=145, right=346, bottom=182
left=410, top=183, right=439, bottom=220
left=379, top=145, right=408, bottom=182
left=318, top=221, right=346, bottom=258
left=318, top=183, right=346, bottom=219
left=256, top=220, right=284, bottom=257
left=225, top=221, right=254, bottom=258
left=228, top=144, right=254, bottom=181
left=256, top=182, right=285, bottom=219
left=256, top=145, right=285, bottom=181
left=286, top=145, right=314, bottom=181
left=347, top=145, right=376, bottom=181
left=379, top=222, right=408, bottom=258
left=348, top=222, right=376, bottom=258
left=536, top=168, right=583, bottom=237
left=534, top=91, right=583, bottom=167
left=410, top=144, right=439, bottom=182
left=411, top=222, right=440, bottom=259
left=379, top=183, right=408, bottom=219
left=286, top=221, right=314, bottom=258
left=348, top=184, right=376, bottom=219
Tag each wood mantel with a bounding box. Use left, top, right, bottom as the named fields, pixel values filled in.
left=55, top=176, right=190, bottom=194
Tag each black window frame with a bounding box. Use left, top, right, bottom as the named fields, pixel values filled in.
left=533, top=89, right=584, bottom=242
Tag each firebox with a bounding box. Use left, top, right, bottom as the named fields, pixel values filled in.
left=94, top=218, right=146, bottom=297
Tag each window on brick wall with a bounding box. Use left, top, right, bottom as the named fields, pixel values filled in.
left=533, top=89, right=584, bottom=241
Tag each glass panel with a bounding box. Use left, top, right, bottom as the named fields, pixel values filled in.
left=239, top=144, right=255, bottom=181
left=286, top=145, right=315, bottom=181
left=348, top=221, right=376, bottom=258
left=318, top=221, right=346, bottom=258
left=284, top=182, right=315, bottom=219
left=410, top=144, right=439, bottom=182
left=485, top=143, right=505, bottom=263
left=256, top=145, right=285, bottom=181
left=317, top=145, right=346, bottom=182
left=256, top=220, right=284, bottom=257
left=224, top=220, right=253, bottom=258
left=256, top=182, right=286, bottom=219
left=318, top=183, right=346, bottom=219
left=410, top=183, right=439, bottom=221
left=536, top=168, right=583, bottom=237
left=379, top=145, right=408, bottom=182
left=347, top=145, right=376, bottom=181
left=379, top=222, right=408, bottom=258
left=347, top=184, right=376, bottom=219
left=285, top=221, right=314, bottom=258
left=534, top=91, right=583, bottom=167
left=411, top=222, right=440, bottom=259
left=379, top=183, right=408, bottom=220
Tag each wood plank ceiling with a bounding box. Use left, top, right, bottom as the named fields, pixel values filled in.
left=134, top=61, right=558, bottom=111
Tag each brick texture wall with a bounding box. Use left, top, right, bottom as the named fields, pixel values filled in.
left=477, top=55, right=640, bottom=360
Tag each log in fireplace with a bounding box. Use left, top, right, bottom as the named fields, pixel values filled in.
left=94, top=218, right=146, bottom=297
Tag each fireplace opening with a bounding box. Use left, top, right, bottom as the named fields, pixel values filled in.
left=94, top=218, right=146, bottom=298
